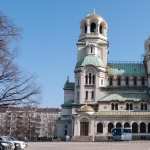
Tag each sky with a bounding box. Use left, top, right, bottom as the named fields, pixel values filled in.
left=0, top=0, right=150, bottom=107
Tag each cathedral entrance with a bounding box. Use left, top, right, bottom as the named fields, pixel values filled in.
left=80, top=119, right=89, bottom=136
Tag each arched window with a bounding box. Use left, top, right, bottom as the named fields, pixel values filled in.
left=92, top=75, right=95, bottom=85
left=144, top=103, right=147, bottom=110
left=111, top=103, right=115, bottom=110
left=115, top=103, right=118, bottom=110
left=90, top=47, right=93, bottom=53
left=116, top=122, right=122, bottom=128
left=126, top=103, right=130, bottom=110
left=117, top=76, right=121, bottom=86
left=85, top=91, right=88, bottom=100
left=132, top=122, right=138, bottom=133
left=90, top=23, right=96, bottom=33
left=84, top=23, right=87, bottom=33
left=99, top=24, right=103, bottom=34
left=148, top=123, right=150, bottom=133
left=141, top=77, right=145, bottom=86
left=91, top=91, right=94, bottom=99
left=141, top=103, right=144, bottom=110
left=108, top=123, right=114, bottom=133
left=140, top=122, right=146, bottom=133
left=85, top=75, right=88, bottom=84
left=97, top=123, right=103, bottom=133
left=133, top=76, right=137, bottom=86
left=109, top=76, right=113, bottom=86
left=125, top=76, right=129, bottom=86
left=124, top=122, right=130, bottom=128
left=130, top=103, right=133, bottom=110
left=89, top=73, right=92, bottom=84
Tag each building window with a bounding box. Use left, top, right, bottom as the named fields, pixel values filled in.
left=117, top=76, right=121, bottom=86
left=99, top=24, right=103, bottom=34
left=141, top=103, right=147, bottom=110
left=97, top=123, right=103, bottom=133
left=84, top=23, right=87, bottom=33
left=85, top=75, right=88, bottom=84
left=126, top=103, right=133, bottom=110
left=111, top=103, right=115, bottom=110
left=91, top=91, right=94, bottom=99
left=132, top=122, right=138, bottom=133
left=108, top=123, right=114, bottom=133
left=89, top=73, right=92, bottom=84
left=141, top=77, right=145, bottom=86
left=115, top=103, right=118, bottom=110
left=140, top=122, right=146, bottom=133
left=85, top=91, right=88, bottom=99
left=92, top=75, right=95, bottom=84
left=90, top=22, right=96, bottom=33
left=130, top=103, right=133, bottom=110
left=133, top=76, right=137, bottom=86
left=91, top=47, right=93, bottom=53
left=126, top=103, right=130, bottom=110
left=77, top=91, right=80, bottom=100
left=125, top=76, right=129, bottom=86
left=109, top=76, right=113, bottom=86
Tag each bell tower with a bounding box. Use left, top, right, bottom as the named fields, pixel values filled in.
left=74, top=12, right=109, bottom=104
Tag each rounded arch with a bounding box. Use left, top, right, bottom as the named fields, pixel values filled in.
left=111, top=103, right=115, bottom=110
left=97, top=122, right=103, bottom=133
left=126, top=103, right=130, bottom=110
left=90, top=22, right=96, bottom=33
left=140, top=122, right=146, bottom=133
left=124, top=122, right=130, bottom=128
left=116, top=122, right=122, bottom=128
left=132, top=122, right=138, bottom=133
left=99, top=22, right=107, bottom=35
left=108, top=122, right=114, bottom=133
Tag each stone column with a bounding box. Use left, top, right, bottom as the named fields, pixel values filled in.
left=86, top=20, right=90, bottom=34
left=74, top=117, right=80, bottom=136
left=89, top=119, right=95, bottom=141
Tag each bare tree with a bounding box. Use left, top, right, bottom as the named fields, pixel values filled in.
left=0, top=12, right=40, bottom=106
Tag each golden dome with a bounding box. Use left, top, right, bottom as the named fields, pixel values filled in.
left=80, top=104, right=95, bottom=112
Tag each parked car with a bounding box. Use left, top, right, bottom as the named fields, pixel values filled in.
left=0, top=136, right=27, bottom=150
left=0, top=139, right=15, bottom=150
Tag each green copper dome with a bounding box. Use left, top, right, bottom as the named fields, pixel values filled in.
left=76, top=55, right=104, bottom=68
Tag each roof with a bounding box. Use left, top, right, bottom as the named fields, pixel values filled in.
left=108, top=63, right=145, bottom=76
left=76, top=55, right=104, bottom=68
left=64, top=81, right=75, bottom=90
left=98, top=91, right=149, bottom=102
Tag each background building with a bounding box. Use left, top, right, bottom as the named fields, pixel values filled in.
left=0, top=107, right=61, bottom=141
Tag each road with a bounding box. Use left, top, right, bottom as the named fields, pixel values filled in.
left=26, top=141, right=150, bottom=150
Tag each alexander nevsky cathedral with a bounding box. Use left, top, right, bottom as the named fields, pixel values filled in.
left=57, top=12, right=150, bottom=141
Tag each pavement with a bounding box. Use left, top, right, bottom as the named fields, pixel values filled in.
left=26, top=141, right=150, bottom=150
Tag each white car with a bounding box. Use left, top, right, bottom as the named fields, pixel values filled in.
left=1, top=136, right=27, bottom=150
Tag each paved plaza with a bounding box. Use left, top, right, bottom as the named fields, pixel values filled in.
left=26, top=141, right=150, bottom=150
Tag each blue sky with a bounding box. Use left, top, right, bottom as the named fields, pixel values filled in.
left=0, top=0, right=150, bottom=107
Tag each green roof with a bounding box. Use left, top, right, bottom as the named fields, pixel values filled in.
left=98, top=91, right=149, bottom=102
left=64, top=82, right=75, bottom=90
left=108, top=63, right=145, bottom=76
left=76, top=55, right=104, bottom=68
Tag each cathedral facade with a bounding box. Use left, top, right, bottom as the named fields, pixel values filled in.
left=57, top=12, right=150, bottom=141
